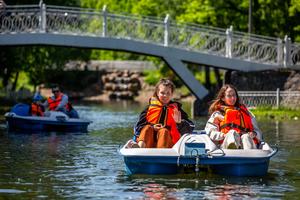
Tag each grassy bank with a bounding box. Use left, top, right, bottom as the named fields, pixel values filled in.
left=250, top=106, right=300, bottom=120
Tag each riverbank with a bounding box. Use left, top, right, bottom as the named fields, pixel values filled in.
left=250, top=107, right=300, bottom=120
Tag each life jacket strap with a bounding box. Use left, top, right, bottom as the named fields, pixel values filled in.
left=149, top=123, right=171, bottom=130
left=220, top=122, right=251, bottom=133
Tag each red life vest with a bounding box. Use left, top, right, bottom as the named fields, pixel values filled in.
left=219, top=105, right=253, bottom=134
left=47, top=93, right=71, bottom=111
left=219, top=105, right=259, bottom=144
left=31, top=103, right=44, bottom=116
left=146, top=97, right=181, bottom=144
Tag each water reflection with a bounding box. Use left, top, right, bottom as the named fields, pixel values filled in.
left=142, top=183, right=177, bottom=199
left=76, top=104, right=139, bottom=131
left=118, top=172, right=294, bottom=199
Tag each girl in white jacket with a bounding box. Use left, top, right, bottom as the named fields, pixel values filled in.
left=204, top=84, right=262, bottom=149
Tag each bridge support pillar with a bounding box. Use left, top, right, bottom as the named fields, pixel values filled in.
left=192, top=96, right=213, bottom=116
left=163, top=57, right=208, bottom=100
left=224, top=70, right=232, bottom=84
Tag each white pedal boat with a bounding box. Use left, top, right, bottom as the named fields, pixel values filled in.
left=120, top=131, right=278, bottom=176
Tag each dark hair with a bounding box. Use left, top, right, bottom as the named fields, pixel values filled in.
left=208, top=84, right=241, bottom=114
left=51, top=84, right=60, bottom=92
left=153, top=78, right=175, bottom=98
left=51, top=84, right=59, bottom=89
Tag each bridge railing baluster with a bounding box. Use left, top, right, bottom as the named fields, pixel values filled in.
left=164, top=14, right=169, bottom=47
left=226, top=26, right=233, bottom=58
left=102, top=5, right=107, bottom=37
left=277, top=38, right=283, bottom=66
left=284, top=35, right=291, bottom=68
left=39, top=3, right=46, bottom=33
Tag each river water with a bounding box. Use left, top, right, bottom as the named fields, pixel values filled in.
left=0, top=102, right=299, bottom=199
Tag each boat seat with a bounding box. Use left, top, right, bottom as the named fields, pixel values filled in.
left=11, top=103, right=30, bottom=116
left=173, top=133, right=218, bottom=155
left=44, top=111, right=69, bottom=121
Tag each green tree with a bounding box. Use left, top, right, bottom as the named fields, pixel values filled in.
left=8, top=0, right=79, bottom=6
left=289, top=0, right=300, bottom=42
left=23, top=46, right=91, bottom=91
left=0, top=47, right=26, bottom=90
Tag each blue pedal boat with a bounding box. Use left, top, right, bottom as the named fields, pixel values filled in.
left=5, top=103, right=92, bottom=132
left=119, top=131, right=278, bottom=177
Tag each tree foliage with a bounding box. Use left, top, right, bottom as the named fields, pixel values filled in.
left=79, top=0, right=300, bottom=41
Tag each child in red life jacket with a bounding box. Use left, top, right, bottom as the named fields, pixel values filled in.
left=31, top=93, right=45, bottom=116
left=204, top=84, right=262, bottom=149
left=133, top=79, right=195, bottom=148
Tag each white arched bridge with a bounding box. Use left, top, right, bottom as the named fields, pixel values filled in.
left=1, top=2, right=300, bottom=99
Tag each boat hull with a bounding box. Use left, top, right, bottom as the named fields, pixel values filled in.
left=123, top=155, right=271, bottom=176
left=5, top=113, right=91, bottom=133
left=120, top=133, right=278, bottom=177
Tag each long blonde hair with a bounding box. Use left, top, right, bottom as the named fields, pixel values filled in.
left=208, top=84, right=241, bottom=114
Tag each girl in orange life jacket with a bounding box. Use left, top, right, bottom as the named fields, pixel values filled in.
left=132, top=79, right=195, bottom=148
left=204, top=84, right=262, bottom=149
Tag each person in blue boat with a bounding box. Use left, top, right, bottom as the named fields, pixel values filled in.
left=30, top=91, right=45, bottom=116
left=204, top=84, right=262, bottom=149
left=40, top=85, right=79, bottom=118
left=131, top=78, right=195, bottom=148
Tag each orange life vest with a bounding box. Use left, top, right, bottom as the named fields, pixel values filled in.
left=31, top=103, right=44, bottom=116
left=219, top=105, right=254, bottom=134
left=47, top=93, right=71, bottom=111
left=146, top=97, right=181, bottom=144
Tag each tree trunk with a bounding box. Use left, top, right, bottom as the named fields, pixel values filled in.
left=12, top=71, right=19, bottom=91
left=213, top=68, right=222, bottom=88
left=2, top=67, right=11, bottom=89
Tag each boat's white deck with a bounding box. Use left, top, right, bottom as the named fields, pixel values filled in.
left=120, top=133, right=275, bottom=158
